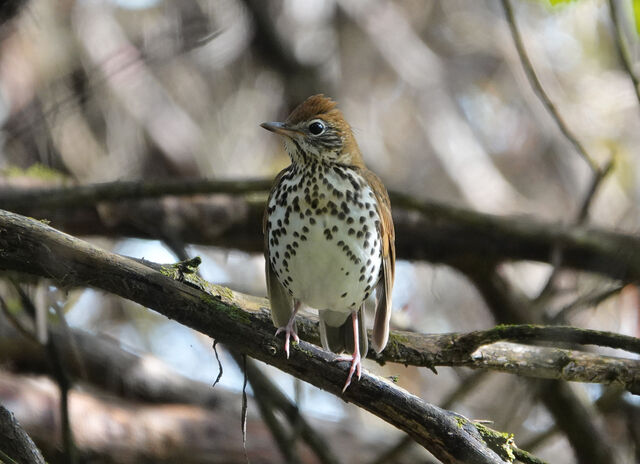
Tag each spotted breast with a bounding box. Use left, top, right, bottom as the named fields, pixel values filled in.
left=266, top=163, right=382, bottom=317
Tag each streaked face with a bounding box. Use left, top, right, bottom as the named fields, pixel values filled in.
left=261, top=94, right=361, bottom=167
left=262, top=117, right=351, bottom=165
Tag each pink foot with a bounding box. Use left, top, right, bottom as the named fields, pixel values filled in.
left=275, top=324, right=299, bottom=359
left=336, top=352, right=362, bottom=392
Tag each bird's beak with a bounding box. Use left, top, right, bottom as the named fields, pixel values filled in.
left=260, top=121, right=300, bottom=137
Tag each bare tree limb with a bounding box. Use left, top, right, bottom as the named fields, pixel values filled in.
left=0, top=178, right=272, bottom=210
left=2, top=179, right=640, bottom=283
left=0, top=404, right=45, bottom=464
left=373, top=328, right=640, bottom=394
left=5, top=299, right=638, bottom=396
left=467, top=341, right=639, bottom=393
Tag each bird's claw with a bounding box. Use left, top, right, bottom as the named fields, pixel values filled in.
left=336, top=353, right=362, bottom=392
left=275, top=325, right=299, bottom=359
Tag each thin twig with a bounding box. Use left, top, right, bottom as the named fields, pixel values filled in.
left=608, top=0, right=640, bottom=108
left=234, top=353, right=341, bottom=464
left=233, top=354, right=300, bottom=464
left=212, top=340, right=224, bottom=388
left=576, top=156, right=615, bottom=224
left=241, top=355, right=250, bottom=464
left=500, top=0, right=600, bottom=173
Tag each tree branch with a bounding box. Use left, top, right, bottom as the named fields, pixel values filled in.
left=2, top=179, right=640, bottom=283
left=0, top=178, right=273, bottom=210
left=0, top=404, right=45, bottom=464
left=0, top=209, right=512, bottom=464
left=460, top=263, right=625, bottom=464
left=5, top=298, right=638, bottom=397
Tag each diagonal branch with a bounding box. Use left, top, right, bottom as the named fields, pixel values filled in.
left=0, top=404, right=45, bottom=464
left=0, top=209, right=512, bottom=464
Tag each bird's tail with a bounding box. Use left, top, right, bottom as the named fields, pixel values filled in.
left=319, top=307, right=368, bottom=356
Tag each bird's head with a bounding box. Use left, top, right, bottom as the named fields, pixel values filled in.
left=261, top=94, right=363, bottom=168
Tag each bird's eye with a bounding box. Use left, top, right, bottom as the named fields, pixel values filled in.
left=308, top=120, right=325, bottom=136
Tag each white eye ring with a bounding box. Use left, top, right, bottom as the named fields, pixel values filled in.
left=308, top=119, right=326, bottom=136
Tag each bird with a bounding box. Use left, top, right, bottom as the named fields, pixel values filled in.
left=261, top=94, right=395, bottom=392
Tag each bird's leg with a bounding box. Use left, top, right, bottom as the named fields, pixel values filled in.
left=275, top=299, right=301, bottom=358
left=336, top=309, right=362, bottom=392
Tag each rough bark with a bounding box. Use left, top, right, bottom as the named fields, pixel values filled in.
left=0, top=209, right=510, bottom=464
left=0, top=404, right=45, bottom=464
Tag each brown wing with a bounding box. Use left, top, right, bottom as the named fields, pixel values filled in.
left=264, top=168, right=294, bottom=328
left=360, top=168, right=395, bottom=353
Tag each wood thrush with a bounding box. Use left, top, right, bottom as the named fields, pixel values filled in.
left=262, top=95, right=396, bottom=391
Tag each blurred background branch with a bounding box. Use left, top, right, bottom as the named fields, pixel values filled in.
left=3, top=178, right=640, bottom=283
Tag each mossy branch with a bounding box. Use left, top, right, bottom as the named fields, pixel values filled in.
left=0, top=209, right=517, bottom=464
